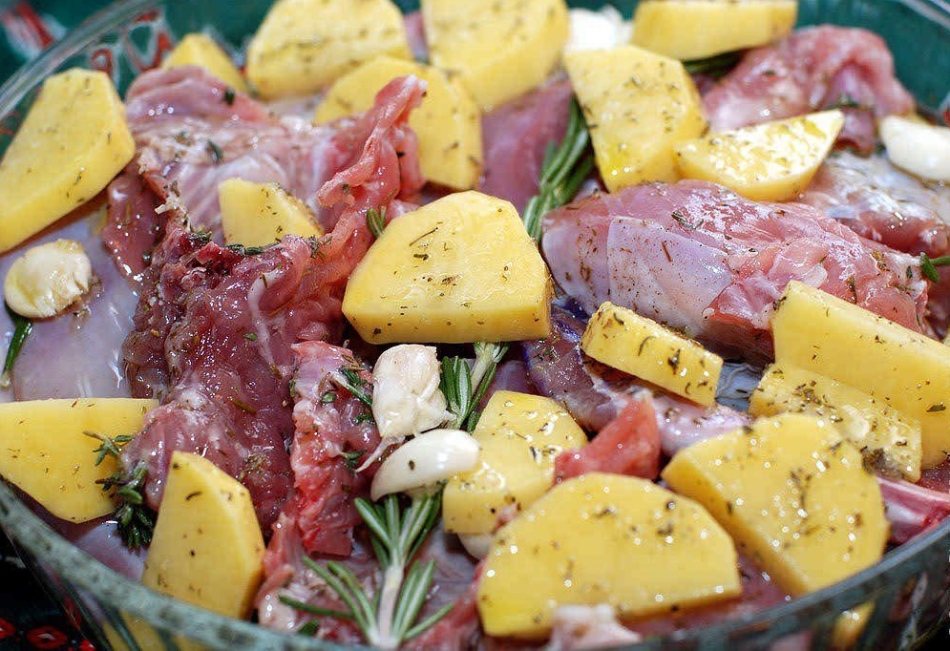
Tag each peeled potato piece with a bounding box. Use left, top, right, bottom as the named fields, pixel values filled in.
left=246, top=0, right=411, bottom=99
left=564, top=45, right=707, bottom=191
left=342, top=191, right=552, bottom=344
left=0, top=398, right=156, bottom=522
left=0, top=68, right=135, bottom=253
left=314, top=56, right=482, bottom=190
left=675, top=110, right=845, bottom=202
left=218, top=179, right=322, bottom=247
left=142, top=451, right=265, bottom=619
left=423, top=0, right=570, bottom=111
left=663, top=414, right=888, bottom=597
left=478, top=473, right=741, bottom=638
left=581, top=302, right=722, bottom=406
left=162, top=33, right=248, bottom=93
left=632, top=0, right=798, bottom=61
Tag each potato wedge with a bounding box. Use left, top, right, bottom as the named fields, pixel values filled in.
left=662, top=414, right=888, bottom=596
left=342, top=191, right=552, bottom=344
left=773, top=281, right=950, bottom=468
left=218, top=179, right=322, bottom=247
left=750, top=362, right=922, bottom=481
left=0, top=398, right=156, bottom=522
left=675, top=110, right=845, bottom=202
left=478, top=473, right=740, bottom=638
left=442, top=391, right=587, bottom=535
left=162, top=33, right=248, bottom=93
left=246, top=0, right=411, bottom=99
left=422, top=0, right=570, bottom=111
left=314, top=56, right=482, bottom=190
left=632, top=0, right=798, bottom=61
left=0, top=68, right=135, bottom=253
left=880, top=114, right=950, bottom=182
left=142, top=451, right=265, bottom=619
left=581, top=302, right=722, bottom=406
left=564, top=46, right=707, bottom=191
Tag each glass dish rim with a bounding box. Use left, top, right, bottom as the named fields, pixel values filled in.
left=0, top=0, right=948, bottom=648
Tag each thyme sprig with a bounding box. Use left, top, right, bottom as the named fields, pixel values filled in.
left=282, top=492, right=450, bottom=648
left=1, top=304, right=32, bottom=389
left=87, top=432, right=156, bottom=549
left=522, top=100, right=595, bottom=242
left=919, top=253, right=950, bottom=282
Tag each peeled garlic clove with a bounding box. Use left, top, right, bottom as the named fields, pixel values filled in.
left=371, top=428, right=479, bottom=501
left=4, top=239, right=93, bottom=318
left=880, top=115, right=950, bottom=182
left=458, top=533, right=494, bottom=560
left=372, top=344, right=450, bottom=439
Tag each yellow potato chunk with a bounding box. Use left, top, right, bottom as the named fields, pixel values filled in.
left=342, top=191, right=552, bottom=344
left=246, top=0, right=411, bottom=99
left=443, top=391, right=587, bottom=535
left=0, top=68, right=135, bottom=254
left=161, top=33, right=248, bottom=93
left=631, top=0, right=798, bottom=61
left=581, top=302, right=722, bottom=406
left=422, top=0, right=569, bottom=111
left=314, top=56, right=482, bottom=190
left=478, top=473, right=740, bottom=638
left=750, top=362, right=922, bottom=482
left=564, top=46, right=707, bottom=191
left=675, top=110, right=845, bottom=202
left=662, top=414, right=889, bottom=597
left=0, top=398, right=157, bottom=522
left=218, top=179, right=322, bottom=247
left=773, top=281, right=950, bottom=468
left=142, top=452, right=265, bottom=619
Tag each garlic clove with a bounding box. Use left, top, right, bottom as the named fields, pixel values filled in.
left=880, top=115, right=950, bottom=182
left=372, top=344, right=450, bottom=439
left=370, top=428, right=479, bottom=501
left=458, top=532, right=494, bottom=560
left=4, top=239, right=94, bottom=319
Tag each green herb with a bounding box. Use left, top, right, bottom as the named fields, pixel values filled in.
left=367, top=206, right=387, bottom=239
left=1, top=304, right=32, bottom=389
left=522, top=100, right=594, bottom=242
left=683, top=51, right=743, bottom=78
left=281, top=493, right=450, bottom=647
left=441, top=342, right=508, bottom=431
left=206, top=139, right=223, bottom=164
left=225, top=243, right=266, bottom=256
left=338, top=365, right=373, bottom=409
left=919, top=253, right=950, bottom=282
left=223, top=87, right=236, bottom=106
left=89, top=432, right=155, bottom=549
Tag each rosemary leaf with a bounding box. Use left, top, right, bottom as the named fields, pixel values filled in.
left=278, top=595, right=353, bottom=620
left=367, top=206, right=387, bottom=239
left=920, top=253, right=950, bottom=282
left=683, top=50, right=742, bottom=78
left=2, top=304, right=32, bottom=387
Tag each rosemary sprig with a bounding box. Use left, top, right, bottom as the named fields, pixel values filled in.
left=440, top=342, right=509, bottom=431
left=522, top=100, right=595, bottom=242
left=683, top=50, right=742, bottom=78
left=367, top=206, right=387, bottom=239
left=87, top=432, right=156, bottom=549
left=919, top=253, right=950, bottom=282
left=1, top=303, right=32, bottom=389
left=282, top=493, right=450, bottom=648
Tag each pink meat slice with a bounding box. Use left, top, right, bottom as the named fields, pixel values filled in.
left=542, top=180, right=929, bottom=360
left=480, top=80, right=574, bottom=212
left=285, top=341, right=379, bottom=557
left=120, top=66, right=347, bottom=241
left=120, top=76, right=426, bottom=528
left=702, top=26, right=915, bottom=153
